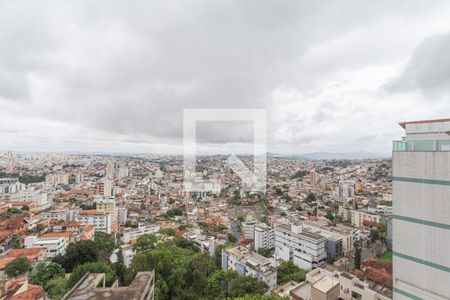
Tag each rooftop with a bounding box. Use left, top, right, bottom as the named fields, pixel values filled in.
left=399, top=118, right=450, bottom=128
left=62, top=271, right=154, bottom=300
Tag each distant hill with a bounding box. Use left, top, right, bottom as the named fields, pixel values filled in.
left=268, top=151, right=390, bottom=160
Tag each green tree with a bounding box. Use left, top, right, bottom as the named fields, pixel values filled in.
left=305, top=193, right=316, bottom=203
left=276, top=261, right=307, bottom=285
left=67, top=261, right=115, bottom=288
left=369, top=229, right=381, bottom=243
left=159, top=228, right=176, bottom=236
left=355, top=247, right=362, bottom=269
left=257, top=248, right=270, bottom=258
left=7, top=207, right=22, bottom=215
left=228, top=275, right=268, bottom=298
left=11, top=237, right=21, bottom=249
left=94, top=232, right=116, bottom=260
left=134, top=233, right=159, bottom=252
left=31, top=262, right=65, bottom=289
left=112, top=248, right=126, bottom=285
left=185, top=252, right=217, bottom=298
left=53, top=240, right=99, bottom=272
left=173, top=237, right=200, bottom=252
left=5, top=257, right=30, bottom=277
left=205, top=270, right=268, bottom=299
left=227, top=234, right=238, bottom=243
left=46, top=278, right=68, bottom=300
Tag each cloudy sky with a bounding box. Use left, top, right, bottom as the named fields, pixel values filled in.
left=1, top=0, right=450, bottom=155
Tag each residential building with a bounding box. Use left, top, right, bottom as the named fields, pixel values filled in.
left=77, top=210, right=112, bottom=234
left=122, top=224, right=160, bottom=244
left=46, top=172, right=69, bottom=185
left=95, top=197, right=117, bottom=224
left=276, top=267, right=391, bottom=300
left=24, top=235, right=66, bottom=258
left=222, top=246, right=277, bottom=291
left=242, top=217, right=257, bottom=240
left=117, top=206, right=128, bottom=224
left=96, top=179, right=113, bottom=197
left=254, top=223, right=274, bottom=250
left=392, top=118, right=450, bottom=299
left=43, top=209, right=79, bottom=222
left=275, top=223, right=327, bottom=270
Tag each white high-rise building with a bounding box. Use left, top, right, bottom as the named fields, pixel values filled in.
left=254, top=223, right=274, bottom=250
left=275, top=223, right=327, bottom=270
left=117, top=206, right=128, bottom=224
left=393, top=118, right=450, bottom=299
left=118, top=166, right=129, bottom=178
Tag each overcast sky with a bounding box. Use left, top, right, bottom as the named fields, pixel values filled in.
left=1, top=1, right=450, bottom=155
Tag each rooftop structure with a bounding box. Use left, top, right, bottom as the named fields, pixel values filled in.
left=62, top=271, right=155, bottom=300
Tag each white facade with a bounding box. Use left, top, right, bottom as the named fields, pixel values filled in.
left=275, top=223, right=327, bottom=270
left=393, top=119, right=450, bottom=300
left=24, top=236, right=66, bottom=258
left=43, top=209, right=78, bottom=222
left=9, top=189, right=52, bottom=210
left=242, top=218, right=257, bottom=240
left=254, top=223, right=274, bottom=250
left=117, top=207, right=128, bottom=224
left=122, top=224, right=160, bottom=243
left=222, top=247, right=277, bottom=291
left=77, top=211, right=112, bottom=234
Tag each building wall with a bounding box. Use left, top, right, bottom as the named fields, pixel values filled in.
left=393, top=151, right=450, bottom=299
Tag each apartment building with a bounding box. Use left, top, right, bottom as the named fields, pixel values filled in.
left=392, top=118, right=450, bottom=299
left=24, top=235, right=66, bottom=258
left=77, top=210, right=112, bottom=234
left=254, top=223, right=274, bottom=250
left=222, top=246, right=277, bottom=291
left=274, top=267, right=391, bottom=300
left=95, top=197, right=117, bottom=224
left=96, top=179, right=113, bottom=197
left=242, top=217, right=257, bottom=240
left=122, top=223, right=160, bottom=243
left=43, top=209, right=79, bottom=222
left=117, top=206, right=128, bottom=224
left=275, top=223, right=327, bottom=270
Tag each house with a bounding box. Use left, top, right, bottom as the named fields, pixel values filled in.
left=0, top=277, right=47, bottom=300
left=0, top=248, right=46, bottom=270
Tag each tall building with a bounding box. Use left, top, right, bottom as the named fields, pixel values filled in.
left=393, top=118, right=450, bottom=299
left=254, top=223, right=274, bottom=250
left=96, top=179, right=113, bottom=197
left=95, top=197, right=117, bottom=224
left=274, top=223, right=327, bottom=270
left=106, top=162, right=116, bottom=179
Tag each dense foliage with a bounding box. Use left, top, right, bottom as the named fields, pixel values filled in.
left=5, top=257, right=30, bottom=277
left=276, top=260, right=307, bottom=285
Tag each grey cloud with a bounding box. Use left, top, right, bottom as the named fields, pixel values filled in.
left=386, top=31, right=450, bottom=96
left=1, top=0, right=450, bottom=152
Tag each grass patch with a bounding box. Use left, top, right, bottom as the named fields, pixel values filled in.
left=377, top=250, right=392, bottom=263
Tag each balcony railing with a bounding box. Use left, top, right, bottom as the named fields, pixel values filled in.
left=393, top=140, right=450, bottom=152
